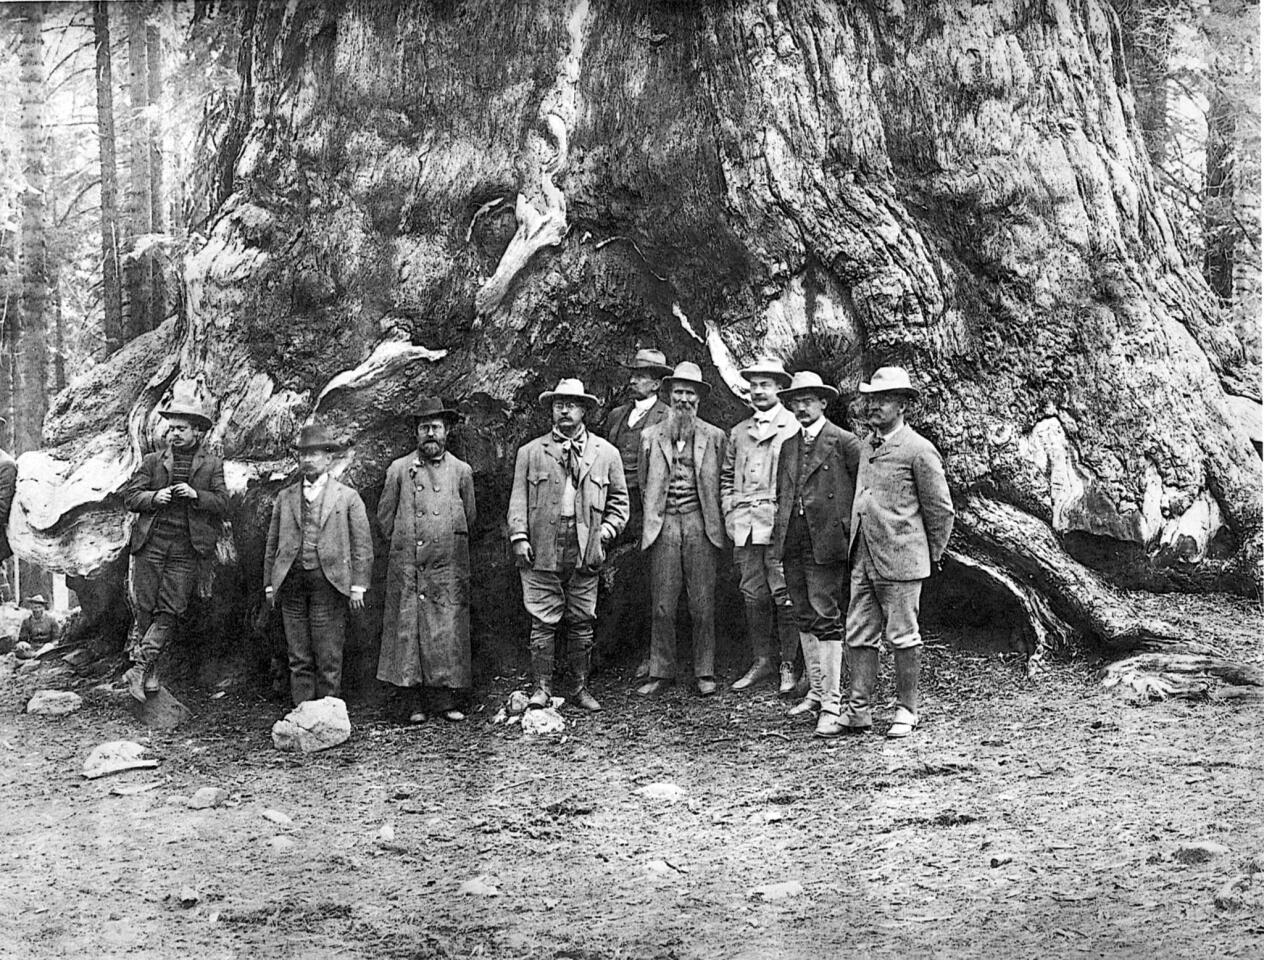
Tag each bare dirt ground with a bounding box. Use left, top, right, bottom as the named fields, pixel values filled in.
left=0, top=629, right=1260, bottom=960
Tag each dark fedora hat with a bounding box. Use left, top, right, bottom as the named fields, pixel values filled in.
left=624, top=348, right=673, bottom=378
left=295, top=423, right=349, bottom=452
left=412, top=396, right=463, bottom=424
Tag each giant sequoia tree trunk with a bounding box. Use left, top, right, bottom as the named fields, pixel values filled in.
left=14, top=1, right=1261, bottom=693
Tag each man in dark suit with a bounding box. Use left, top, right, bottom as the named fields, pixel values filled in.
left=599, top=348, right=671, bottom=677
left=265, top=423, right=373, bottom=706
left=635, top=362, right=728, bottom=697
left=844, top=367, right=954, bottom=739
left=771, top=371, right=862, bottom=735
left=121, top=400, right=230, bottom=700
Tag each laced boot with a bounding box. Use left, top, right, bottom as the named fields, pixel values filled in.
left=887, top=646, right=922, bottom=738
left=844, top=646, right=879, bottom=733
left=778, top=661, right=797, bottom=696
left=813, top=641, right=846, bottom=737
left=787, top=632, right=821, bottom=717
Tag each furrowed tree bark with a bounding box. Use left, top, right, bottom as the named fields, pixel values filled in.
left=146, top=11, right=166, bottom=324
left=124, top=0, right=153, bottom=342
left=13, top=0, right=1260, bottom=696
left=93, top=0, right=123, bottom=357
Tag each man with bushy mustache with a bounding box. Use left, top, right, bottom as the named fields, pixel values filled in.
left=634, top=362, right=728, bottom=698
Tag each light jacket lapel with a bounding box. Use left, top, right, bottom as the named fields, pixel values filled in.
left=576, top=433, right=598, bottom=484
left=284, top=483, right=302, bottom=529
left=692, top=429, right=709, bottom=480
left=317, top=479, right=338, bottom=528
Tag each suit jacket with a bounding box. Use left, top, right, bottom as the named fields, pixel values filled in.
left=0, top=450, right=15, bottom=563
left=122, top=444, right=230, bottom=556
left=264, top=477, right=373, bottom=598
left=720, top=403, right=800, bottom=546
left=771, top=419, right=862, bottom=564
left=507, top=431, right=629, bottom=572
left=849, top=425, right=954, bottom=580
left=638, top=418, right=728, bottom=550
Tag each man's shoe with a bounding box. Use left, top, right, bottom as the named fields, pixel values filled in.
left=886, top=706, right=919, bottom=739
left=814, top=710, right=845, bottom=738
left=636, top=678, right=671, bottom=697
left=778, top=661, right=796, bottom=696
left=142, top=664, right=160, bottom=696
left=528, top=687, right=551, bottom=709
left=122, top=665, right=146, bottom=703
left=573, top=686, right=602, bottom=713
left=787, top=696, right=819, bottom=717
left=634, top=658, right=651, bottom=680
left=695, top=677, right=717, bottom=697
left=730, top=658, right=774, bottom=691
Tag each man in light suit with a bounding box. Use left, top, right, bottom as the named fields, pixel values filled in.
left=720, top=357, right=801, bottom=692
left=508, top=379, right=630, bottom=712
left=264, top=423, right=373, bottom=705
left=771, top=372, right=861, bottom=734
left=844, top=367, right=954, bottom=739
left=635, top=362, right=728, bottom=697
left=121, top=399, right=229, bottom=700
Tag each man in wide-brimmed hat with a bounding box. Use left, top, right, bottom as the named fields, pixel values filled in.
left=720, top=357, right=802, bottom=693
left=264, top=422, right=373, bottom=707
left=18, top=594, right=60, bottom=651
left=0, top=415, right=15, bottom=573
left=770, top=371, right=862, bottom=734
left=120, top=398, right=229, bottom=701
left=377, top=398, right=477, bottom=723
left=843, top=366, right=954, bottom=739
left=598, top=348, right=673, bottom=677
left=508, top=378, right=629, bottom=712
left=635, top=362, right=728, bottom=698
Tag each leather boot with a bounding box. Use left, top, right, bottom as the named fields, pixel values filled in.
left=778, top=661, right=796, bottom=696
left=887, top=646, right=922, bottom=738
left=813, top=641, right=847, bottom=737
left=569, top=646, right=602, bottom=713
left=844, top=646, right=879, bottom=732
left=787, top=632, right=821, bottom=717
left=142, top=662, right=160, bottom=696
left=529, top=645, right=554, bottom=709
left=731, top=601, right=775, bottom=691
left=122, top=664, right=147, bottom=703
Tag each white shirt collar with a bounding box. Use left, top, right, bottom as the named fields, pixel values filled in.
left=802, top=416, right=827, bottom=441
left=302, top=473, right=329, bottom=502
left=627, top=395, right=658, bottom=427
left=753, top=403, right=783, bottom=424
left=878, top=422, right=906, bottom=442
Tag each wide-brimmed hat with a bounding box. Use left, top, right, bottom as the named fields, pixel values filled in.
left=665, top=361, right=711, bottom=397
left=739, top=357, right=792, bottom=388
left=158, top=400, right=213, bottom=430
left=295, top=423, right=349, bottom=452
left=539, top=378, right=599, bottom=407
left=412, top=396, right=463, bottom=425
left=858, top=366, right=920, bottom=398
left=24, top=595, right=48, bottom=606
left=624, top=348, right=673, bottom=378
left=780, top=370, right=839, bottom=402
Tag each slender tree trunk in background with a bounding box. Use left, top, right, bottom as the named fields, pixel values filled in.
left=53, top=282, right=65, bottom=393
left=124, top=0, right=153, bottom=342
left=146, top=10, right=166, bottom=325
left=94, top=0, right=123, bottom=355
left=1204, top=83, right=1237, bottom=303
left=1111, top=0, right=1174, bottom=170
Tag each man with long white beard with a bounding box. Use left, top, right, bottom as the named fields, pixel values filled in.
left=634, top=362, right=727, bottom=697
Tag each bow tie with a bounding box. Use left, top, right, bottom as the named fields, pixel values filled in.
left=871, top=435, right=884, bottom=449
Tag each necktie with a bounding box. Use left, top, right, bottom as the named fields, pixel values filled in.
left=553, top=429, right=583, bottom=482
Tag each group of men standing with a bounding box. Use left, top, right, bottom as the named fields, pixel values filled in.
left=117, top=348, right=953, bottom=740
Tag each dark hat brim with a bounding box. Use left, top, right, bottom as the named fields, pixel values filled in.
left=413, top=410, right=464, bottom=425
left=857, top=384, right=920, bottom=398
left=626, top=361, right=673, bottom=377
left=781, top=384, right=840, bottom=402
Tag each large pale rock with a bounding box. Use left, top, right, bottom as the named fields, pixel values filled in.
left=82, top=740, right=159, bottom=779
left=271, top=697, right=351, bottom=752
left=26, top=689, right=84, bottom=716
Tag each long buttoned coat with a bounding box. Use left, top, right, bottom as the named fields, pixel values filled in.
left=264, top=478, right=373, bottom=597
left=506, top=431, right=629, bottom=572
left=770, top=420, right=863, bottom=564
left=638, top=419, right=728, bottom=551
left=376, top=451, right=477, bottom=689
left=848, top=426, right=954, bottom=581
left=121, top=443, right=229, bottom=556
left=720, top=404, right=800, bottom=547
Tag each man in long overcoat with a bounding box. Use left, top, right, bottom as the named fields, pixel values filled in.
left=377, top=398, right=477, bottom=722
left=844, top=366, right=954, bottom=739
left=771, top=371, right=862, bottom=735
left=264, top=423, right=373, bottom=706
left=508, top=379, right=629, bottom=712
left=720, top=358, right=801, bottom=692
left=635, top=362, right=727, bottom=697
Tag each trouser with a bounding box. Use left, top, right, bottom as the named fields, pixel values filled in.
left=845, top=536, right=924, bottom=650
left=595, top=492, right=650, bottom=657
left=130, top=528, right=198, bottom=666
left=280, top=567, right=349, bottom=705
left=520, top=519, right=599, bottom=683
left=734, top=543, right=800, bottom=662
left=647, top=509, right=718, bottom=680
left=782, top=515, right=846, bottom=644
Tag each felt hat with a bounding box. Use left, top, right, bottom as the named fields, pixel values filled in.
left=858, top=366, right=920, bottom=398
left=624, top=348, right=673, bottom=378
left=295, top=423, right=349, bottom=451
left=665, top=361, right=711, bottom=397
left=738, top=357, right=792, bottom=389
left=780, top=370, right=840, bottom=402
left=24, top=595, right=48, bottom=606
left=412, top=396, right=463, bottom=424
left=158, top=400, right=213, bottom=430
left=539, top=378, right=599, bottom=407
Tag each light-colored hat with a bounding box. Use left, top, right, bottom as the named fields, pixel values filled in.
left=858, top=366, right=920, bottom=397
left=539, top=378, right=600, bottom=407
left=625, top=348, right=673, bottom=377
left=739, top=357, right=792, bottom=389
left=159, top=400, right=214, bottom=430
left=665, top=361, right=711, bottom=397
left=24, top=595, right=48, bottom=606
left=780, top=371, right=839, bottom=402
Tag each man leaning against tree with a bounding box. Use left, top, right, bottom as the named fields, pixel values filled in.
left=843, top=366, right=954, bottom=739
left=508, top=379, right=629, bottom=713
left=376, top=398, right=477, bottom=723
